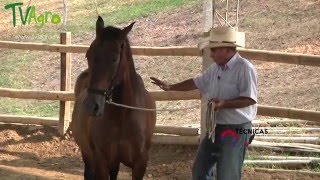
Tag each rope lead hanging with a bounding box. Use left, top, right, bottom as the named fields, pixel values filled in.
left=206, top=101, right=217, bottom=139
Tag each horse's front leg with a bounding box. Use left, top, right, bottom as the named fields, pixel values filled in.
left=109, top=163, right=120, bottom=180
left=132, top=153, right=148, bottom=180
left=94, top=156, right=110, bottom=180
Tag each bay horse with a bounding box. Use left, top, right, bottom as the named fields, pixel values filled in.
left=71, top=16, right=156, bottom=180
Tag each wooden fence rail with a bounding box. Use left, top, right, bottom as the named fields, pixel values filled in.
left=1, top=38, right=320, bottom=137
left=0, top=87, right=319, bottom=122
left=0, top=114, right=198, bottom=136
left=1, top=41, right=320, bottom=66
left=0, top=88, right=199, bottom=101
left=0, top=114, right=58, bottom=126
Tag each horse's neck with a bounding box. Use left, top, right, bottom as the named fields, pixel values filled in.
left=122, top=70, right=137, bottom=96
left=113, top=56, right=141, bottom=105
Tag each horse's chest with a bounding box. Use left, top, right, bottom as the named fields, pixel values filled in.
left=91, top=116, right=145, bottom=144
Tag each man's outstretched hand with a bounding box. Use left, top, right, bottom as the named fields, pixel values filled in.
left=150, top=77, right=171, bottom=91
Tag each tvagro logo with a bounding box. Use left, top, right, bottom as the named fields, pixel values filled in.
left=220, top=128, right=268, bottom=147
left=4, top=2, right=61, bottom=28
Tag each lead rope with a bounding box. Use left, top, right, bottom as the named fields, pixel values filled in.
left=61, top=100, right=211, bottom=140
left=206, top=101, right=217, bottom=140
left=106, top=99, right=209, bottom=112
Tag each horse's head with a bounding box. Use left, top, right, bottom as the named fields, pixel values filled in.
left=83, top=16, right=135, bottom=117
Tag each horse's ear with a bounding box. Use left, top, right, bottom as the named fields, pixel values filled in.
left=96, top=16, right=104, bottom=38
left=121, top=22, right=135, bottom=39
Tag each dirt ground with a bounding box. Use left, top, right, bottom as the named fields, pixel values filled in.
left=0, top=124, right=320, bottom=180
left=1, top=0, right=320, bottom=179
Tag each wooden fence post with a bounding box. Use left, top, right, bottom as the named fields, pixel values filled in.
left=59, top=32, right=72, bottom=135
left=200, top=0, right=214, bottom=140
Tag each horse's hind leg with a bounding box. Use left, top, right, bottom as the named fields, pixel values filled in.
left=109, top=163, right=120, bottom=180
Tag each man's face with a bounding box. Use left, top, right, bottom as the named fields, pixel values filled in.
left=210, top=47, right=230, bottom=65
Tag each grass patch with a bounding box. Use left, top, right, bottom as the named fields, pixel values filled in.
left=0, top=50, right=59, bottom=117
left=0, top=0, right=199, bottom=117
left=65, top=0, right=199, bottom=33
left=0, top=98, right=59, bottom=117
left=0, top=50, right=36, bottom=88
left=308, top=162, right=320, bottom=172
left=245, top=150, right=320, bottom=171
left=244, top=163, right=320, bottom=172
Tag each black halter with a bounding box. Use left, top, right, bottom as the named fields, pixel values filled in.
left=87, top=42, right=125, bottom=101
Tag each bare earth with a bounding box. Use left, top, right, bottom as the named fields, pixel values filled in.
left=1, top=0, right=320, bottom=179
left=1, top=124, right=320, bottom=180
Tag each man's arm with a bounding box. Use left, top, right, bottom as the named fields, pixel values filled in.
left=151, top=64, right=214, bottom=92
left=167, top=78, right=197, bottom=91
left=213, top=97, right=256, bottom=110
left=150, top=77, right=197, bottom=91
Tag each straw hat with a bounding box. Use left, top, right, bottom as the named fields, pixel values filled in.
left=198, top=26, right=245, bottom=51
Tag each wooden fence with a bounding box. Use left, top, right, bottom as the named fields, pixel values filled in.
left=1, top=41, right=320, bottom=66
left=0, top=34, right=320, bottom=145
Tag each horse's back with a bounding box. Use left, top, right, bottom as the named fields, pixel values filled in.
left=71, top=69, right=94, bottom=164
left=71, top=68, right=89, bottom=136
left=74, top=69, right=89, bottom=97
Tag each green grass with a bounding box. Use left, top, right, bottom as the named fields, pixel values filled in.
left=103, top=0, right=199, bottom=24
left=0, top=50, right=35, bottom=88
left=244, top=163, right=320, bottom=172
left=245, top=152, right=320, bottom=172
left=0, top=0, right=199, bottom=117
left=0, top=50, right=59, bottom=117
left=0, top=99, right=59, bottom=117
left=310, top=163, right=320, bottom=172
left=65, top=0, right=198, bottom=33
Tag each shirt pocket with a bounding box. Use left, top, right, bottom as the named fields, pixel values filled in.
left=219, top=82, right=239, bottom=100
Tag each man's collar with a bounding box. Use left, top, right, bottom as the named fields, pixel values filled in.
left=225, top=52, right=239, bottom=70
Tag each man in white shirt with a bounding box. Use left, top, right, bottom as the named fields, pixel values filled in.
left=150, top=27, right=258, bottom=180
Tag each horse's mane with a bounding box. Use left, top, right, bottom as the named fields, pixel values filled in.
left=100, top=26, right=143, bottom=91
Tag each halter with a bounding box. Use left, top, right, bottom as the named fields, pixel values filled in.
left=87, top=42, right=125, bottom=101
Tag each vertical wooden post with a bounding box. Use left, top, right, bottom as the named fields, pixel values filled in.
left=200, top=0, right=214, bottom=140
left=59, top=32, right=72, bottom=135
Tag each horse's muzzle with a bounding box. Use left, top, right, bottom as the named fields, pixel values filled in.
left=83, top=95, right=105, bottom=117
